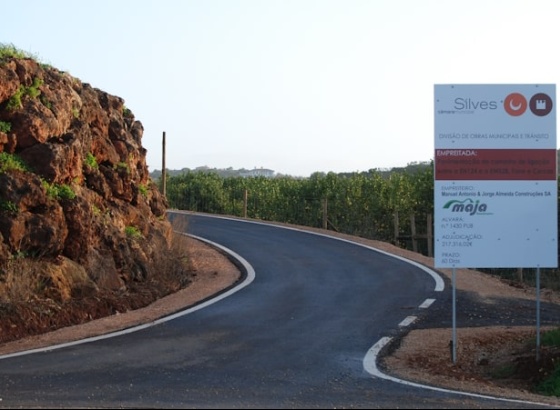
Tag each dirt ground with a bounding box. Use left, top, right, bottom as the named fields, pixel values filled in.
left=1, top=223, right=560, bottom=407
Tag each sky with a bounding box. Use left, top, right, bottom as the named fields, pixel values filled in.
left=3, top=0, right=560, bottom=177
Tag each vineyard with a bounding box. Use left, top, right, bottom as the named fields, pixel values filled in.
left=162, top=162, right=560, bottom=290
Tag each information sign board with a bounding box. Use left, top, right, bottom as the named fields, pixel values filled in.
left=434, top=84, right=557, bottom=268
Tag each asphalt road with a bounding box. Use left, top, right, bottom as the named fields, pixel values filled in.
left=0, top=212, right=552, bottom=408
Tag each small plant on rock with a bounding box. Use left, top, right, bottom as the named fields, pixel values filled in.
left=84, top=152, right=98, bottom=169
left=138, top=184, right=148, bottom=198
left=115, top=161, right=130, bottom=173
left=0, top=121, right=11, bottom=133
left=0, top=200, right=18, bottom=214
left=6, top=77, right=44, bottom=111
left=125, top=225, right=143, bottom=240
left=42, top=181, right=76, bottom=200
left=0, top=152, right=28, bottom=173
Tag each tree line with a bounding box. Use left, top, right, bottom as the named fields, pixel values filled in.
left=161, top=161, right=560, bottom=289
left=162, top=162, right=434, bottom=253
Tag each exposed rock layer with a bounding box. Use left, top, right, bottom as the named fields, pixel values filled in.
left=0, top=57, right=172, bottom=302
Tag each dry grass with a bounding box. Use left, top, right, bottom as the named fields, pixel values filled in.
left=149, top=217, right=194, bottom=291
left=0, top=216, right=198, bottom=344
left=0, top=258, right=47, bottom=303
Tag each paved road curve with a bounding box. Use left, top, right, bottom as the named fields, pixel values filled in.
left=0, top=213, right=551, bottom=408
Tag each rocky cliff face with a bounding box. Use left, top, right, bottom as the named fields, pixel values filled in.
left=0, top=56, right=176, bottom=308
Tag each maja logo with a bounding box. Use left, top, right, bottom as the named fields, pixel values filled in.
left=443, top=198, right=490, bottom=215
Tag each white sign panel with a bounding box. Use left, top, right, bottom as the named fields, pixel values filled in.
left=434, top=84, right=557, bottom=268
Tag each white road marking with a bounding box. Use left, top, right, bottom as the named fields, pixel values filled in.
left=419, top=298, right=435, bottom=309
left=0, top=234, right=255, bottom=360
left=398, top=316, right=417, bottom=327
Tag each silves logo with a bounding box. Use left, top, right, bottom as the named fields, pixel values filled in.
left=443, top=199, right=491, bottom=215
left=504, top=92, right=553, bottom=117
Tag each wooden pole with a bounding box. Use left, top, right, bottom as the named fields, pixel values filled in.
left=322, top=198, right=328, bottom=230
left=243, top=189, right=248, bottom=218
left=393, top=211, right=399, bottom=244
left=517, top=267, right=524, bottom=282
left=410, top=214, right=418, bottom=253
left=427, top=213, right=433, bottom=257
left=161, top=131, right=166, bottom=196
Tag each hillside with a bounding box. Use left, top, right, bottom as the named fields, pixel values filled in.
left=0, top=47, right=192, bottom=343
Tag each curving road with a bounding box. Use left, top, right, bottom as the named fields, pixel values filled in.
left=0, top=212, right=551, bottom=408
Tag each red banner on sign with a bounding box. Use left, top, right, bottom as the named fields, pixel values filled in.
left=434, top=149, right=557, bottom=181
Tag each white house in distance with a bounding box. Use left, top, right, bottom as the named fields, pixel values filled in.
left=240, top=167, right=275, bottom=178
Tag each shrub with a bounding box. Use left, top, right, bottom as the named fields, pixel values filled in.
left=0, top=200, right=18, bottom=214
left=6, top=77, right=43, bottom=111
left=0, top=152, right=28, bottom=173
left=42, top=181, right=76, bottom=200
left=125, top=225, right=143, bottom=239
left=57, top=184, right=76, bottom=200
left=84, top=153, right=98, bottom=169
left=0, top=43, right=34, bottom=60
left=6, top=86, right=24, bottom=110
left=0, top=121, right=11, bottom=133
left=115, top=162, right=130, bottom=173
left=537, top=364, right=560, bottom=397
left=535, top=327, right=560, bottom=397
left=138, top=184, right=148, bottom=197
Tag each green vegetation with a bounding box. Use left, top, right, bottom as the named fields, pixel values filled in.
left=6, top=77, right=44, bottom=111
left=542, top=328, right=560, bottom=346
left=124, top=225, right=142, bottom=239
left=57, top=184, right=76, bottom=200
left=138, top=183, right=148, bottom=197
left=42, top=181, right=76, bottom=200
left=0, top=200, right=18, bottom=214
left=26, top=77, right=43, bottom=98
left=536, top=328, right=560, bottom=396
left=72, top=107, right=80, bottom=118
left=0, top=152, right=28, bottom=173
left=489, top=363, right=516, bottom=380
left=0, top=121, right=11, bottom=133
left=6, top=86, right=24, bottom=111
left=537, top=365, right=560, bottom=396
left=162, top=164, right=560, bottom=291
left=115, top=161, right=130, bottom=173
left=40, top=95, right=52, bottom=109
left=0, top=43, right=35, bottom=60
left=84, top=152, right=98, bottom=169
left=164, top=164, right=434, bottom=248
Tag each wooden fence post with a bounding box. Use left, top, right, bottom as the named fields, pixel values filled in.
left=394, top=212, right=433, bottom=257
left=427, top=213, right=433, bottom=257
left=394, top=211, right=399, bottom=244
left=161, top=131, right=166, bottom=196
left=410, top=214, right=418, bottom=253
left=243, top=189, right=248, bottom=218
left=322, top=198, right=328, bottom=230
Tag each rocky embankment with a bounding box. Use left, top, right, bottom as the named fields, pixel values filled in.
left=0, top=53, right=184, bottom=342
